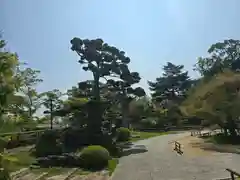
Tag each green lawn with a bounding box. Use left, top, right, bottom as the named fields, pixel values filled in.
left=108, top=158, right=118, bottom=175
left=2, top=131, right=166, bottom=175
left=4, top=148, right=115, bottom=176
left=130, top=131, right=168, bottom=142
left=202, top=133, right=240, bottom=145
left=3, top=150, right=36, bottom=172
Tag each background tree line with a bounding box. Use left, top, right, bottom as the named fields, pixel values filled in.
left=1, top=35, right=240, bottom=138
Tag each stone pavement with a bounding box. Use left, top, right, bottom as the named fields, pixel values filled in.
left=111, top=132, right=240, bottom=180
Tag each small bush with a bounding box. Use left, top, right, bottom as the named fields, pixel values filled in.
left=211, top=134, right=240, bottom=145
left=35, top=130, right=62, bottom=157
left=61, top=127, right=88, bottom=152
left=0, top=137, right=8, bottom=150
left=6, top=135, right=20, bottom=149
left=79, top=145, right=111, bottom=170
left=0, top=168, right=11, bottom=180
left=140, top=118, right=157, bottom=128
left=116, top=127, right=131, bottom=142
left=36, top=153, right=81, bottom=167
left=108, top=158, right=119, bottom=175
left=100, top=132, right=122, bottom=157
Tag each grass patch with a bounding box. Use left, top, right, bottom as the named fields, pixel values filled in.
left=4, top=151, right=36, bottom=172
left=209, top=134, right=240, bottom=145
left=130, top=131, right=168, bottom=142
left=108, top=158, right=118, bottom=176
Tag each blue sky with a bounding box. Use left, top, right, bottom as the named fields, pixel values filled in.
left=2, top=0, right=240, bottom=96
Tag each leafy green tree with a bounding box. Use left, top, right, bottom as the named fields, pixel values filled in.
left=71, top=38, right=131, bottom=101
left=58, top=81, right=111, bottom=127
left=18, top=67, right=43, bottom=118
left=0, top=38, right=20, bottom=119
left=106, top=75, right=145, bottom=127
left=182, top=70, right=240, bottom=136
left=41, top=89, right=63, bottom=129
left=148, top=62, right=191, bottom=105
left=67, top=80, right=107, bottom=99
left=148, top=62, right=191, bottom=125
left=56, top=87, right=89, bottom=127
left=195, top=39, right=240, bottom=77
left=70, top=37, right=141, bottom=134
left=128, top=96, right=152, bottom=123
left=0, top=37, right=22, bottom=177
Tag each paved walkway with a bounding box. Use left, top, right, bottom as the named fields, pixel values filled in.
left=111, top=132, right=240, bottom=180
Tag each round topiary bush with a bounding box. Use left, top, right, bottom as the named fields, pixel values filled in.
left=79, top=145, right=111, bottom=170
left=116, top=127, right=131, bottom=142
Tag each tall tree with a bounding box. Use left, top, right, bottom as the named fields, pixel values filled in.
left=0, top=38, right=20, bottom=119
left=18, top=67, right=43, bottom=118
left=106, top=78, right=145, bottom=127
left=68, top=80, right=106, bottom=99
left=128, top=96, right=153, bottom=123
left=182, top=70, right=240, bottom=136
left=0, top=37, right=22, bottom=177
left=70, top=37, right=142, bottom=134
left=41, top=89, right=63, bottom=129
left=148, top=62, right=191, bottom=106
left=195, top=39, right=240, bottom=77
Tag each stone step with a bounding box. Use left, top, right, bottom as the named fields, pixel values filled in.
left=15, top=172, right=40, bottom=180
left=34, top=172, right=49, bottom=180
left=46, top=168, right=78, bottom=180
left=11, top=168, right=109, bottom=180
left=69, top=175, right=87, bottom=180
left=11, top=168, right=30, bottom=180
left=69, top=170, right=109, bottom=180
left=71, top=173, right=108, bottom=180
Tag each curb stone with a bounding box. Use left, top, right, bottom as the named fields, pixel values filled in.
left=34, top=172, right=49, bottom=180
left=64, top=168, right=78, bottom=180
left=11, top=168, right=29, bottom=179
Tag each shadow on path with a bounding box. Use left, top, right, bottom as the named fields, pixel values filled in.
left=112, top=132, right=240, bottom=180
left=119, top=142, right=148, bottom=157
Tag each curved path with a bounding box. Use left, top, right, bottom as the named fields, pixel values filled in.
left=111, top=132, right=240, bottom=180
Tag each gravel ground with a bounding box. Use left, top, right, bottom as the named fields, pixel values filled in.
left=111, top=132, right=240, bottom=180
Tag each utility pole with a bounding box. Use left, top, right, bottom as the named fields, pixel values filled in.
left=43, top=98, right=54, bottom=130
left=50, top=98, right=53, bottom=129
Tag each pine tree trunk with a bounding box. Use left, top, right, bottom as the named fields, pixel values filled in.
left=93, top=74, right=100, bottom=101
left=121, top=98, right=130, bottom=128
left=88, top=74, right=103, bottom=144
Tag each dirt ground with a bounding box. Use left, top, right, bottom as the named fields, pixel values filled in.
left=173, top=135, right=240, bottom=157
left=173, top=135, right=214, bottom=157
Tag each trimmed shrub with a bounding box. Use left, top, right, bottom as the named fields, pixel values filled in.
left=35, top=130, right=62, bottom=157
left=92, top=131, right=121, bottom=157
left=116, top=127, right=131, bottom=142
left=0, top=168, right=11, bottom=180
left=6, top=134, right=20, bottom=149
left=36, top=153, right=81, bottom=167
left=108, top=158, right=119, bottom=175
left=211, top=134, right=240, bottom=145
left=0, top=137, right=8, bottom=150
left=61, top=127, right=89, bottom=152
left=79, top=145, right=110, bottom=169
